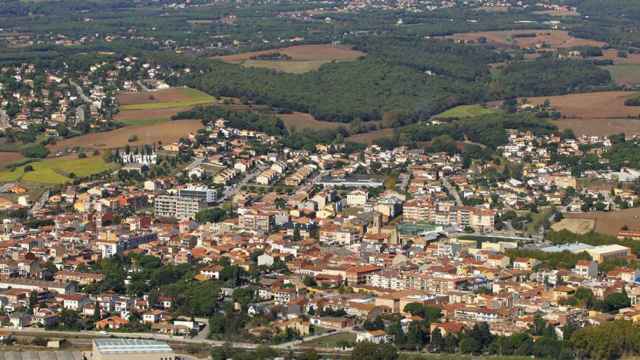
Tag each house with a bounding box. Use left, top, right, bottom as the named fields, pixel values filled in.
left=96, top=316, right=129, bottom=330
left=200, top=265, right=223, bottom=280
left=574, top=260, right=598, bottom=279
left=347, top=190, right=369, bottom=207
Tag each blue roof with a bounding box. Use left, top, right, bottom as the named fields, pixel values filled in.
left=541, top=243, right=594, bottom=253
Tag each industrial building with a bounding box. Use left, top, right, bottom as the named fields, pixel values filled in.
left=90, top=339, right=175, bottom=360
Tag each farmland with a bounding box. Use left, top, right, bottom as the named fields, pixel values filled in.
left=217, top=44, right=365, bottom=74
left=0, top=152, right=25, bottom=169
left=604, top=64, right=640, bottom=86
left=47, top=120, right=203, bottom=152
left=565, top=208, right=640, bottom=236
left=118, top=87, right=214, bottom=111
left=551, top=218, right=595, bottom=235
left=528, top=91, right=639, bottom=119
left=346, top=128, right=395, bottom=144
left=433, top=105, right=499, bottom=119
left=279, top=112, right=343, bottom=131
left=0, top=156, right=117, bottom=185
left=447, top=30, right=606, bottom=49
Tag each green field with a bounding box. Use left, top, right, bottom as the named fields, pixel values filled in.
left=0, top=156, right=117, bottom=185
left=604, top=64, right=640, bottom=86
left=117, top=117, right=169, bottom=126
left=433, top=105, right=499, bottom=119
left=242, top=60, right=330, bottom=74
left=120, top=88, right=215, bottom=111
left=301, top=332, right=356, bottom=348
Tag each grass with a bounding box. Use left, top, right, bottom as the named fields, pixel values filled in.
left=242, top=60, right=329, bottom=74
left=302, top=332, right=356, bottom=348
left=120, top=88, right=214, bottom=111
left=400, top=355, right=532, bottom=360
left=117, top=117, right=169, bottom=126
left=0, top=156, right=117, bottom=185
left=433, top=105, right=499, bottom=119
left=604, top=64, right=640, bottom=86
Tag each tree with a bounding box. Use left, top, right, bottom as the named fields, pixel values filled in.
left=350, top=342, right=398, bottom=360
left=363, top=316, right=384, bottom=331
left=604, top=291, right=630, bottom=312
left=21, top=144, right=49, bottom=158
left=430, top=328, right=444, bottom=351
left=405, top=321, right=428, bottom=351
left=303, top=276, right=317, bottom=287
left=459, top=336, right=482, bottom=354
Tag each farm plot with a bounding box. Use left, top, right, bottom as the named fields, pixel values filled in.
left=0, top=156, right=117, bottom=185
left=118, top=87, right=214, bottom=111
left=48, top=120, right=203, bottom=152
left=433, top=105, right=499, bottom=119
left=604, top=64, right=640, bottom=86
left=217, top=44, right=365, bottom=74
left=447, top=30, right=606, bottom=49
left=565, top=208, right=640, bottom=236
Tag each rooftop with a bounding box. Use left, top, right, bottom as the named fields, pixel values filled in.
left=93, top=339, right=174, bottom=354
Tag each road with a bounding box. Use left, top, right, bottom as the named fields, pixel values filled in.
left=69, top=80, right=91, bottom=103
left=2, top=326, right=353, bottom=355
left=217, top=165, right=267, bottom=203
left=441, top=176, right=463, bottom=206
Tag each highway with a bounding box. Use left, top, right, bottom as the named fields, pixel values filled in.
left=1, top=326, right=352, bottom=355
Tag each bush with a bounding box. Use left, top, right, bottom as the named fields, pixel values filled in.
left=32, top=337, right=48, bottom=346
left=78, top=152, right=87, bottom=159
left=23, top=165, right=34, bottom=172
left=128, top=134, right=139, bottom=142
left=21, top=144, right=49, bottom=159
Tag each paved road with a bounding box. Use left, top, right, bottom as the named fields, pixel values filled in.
left=217, top=165, right=267, bottom=203
left=441, top=176, right=463, bottom=206
left=0, top=351, right=83, bottom=360
left=69, top=80, right=91, bottom=103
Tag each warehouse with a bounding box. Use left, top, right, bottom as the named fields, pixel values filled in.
left=90, top=339, right=175, bottom=360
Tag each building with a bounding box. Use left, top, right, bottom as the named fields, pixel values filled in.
left=155, top=194, right=205, bottom=219
left=177, top=185, right=216, bottom=204
left=90, top=339, right=175, bottom=360
left=586, top=245, right=631, bottom=263
left=0, top=278, right=76, bottom=295
left=317, top=175, right=384, bottom=188
left=347, top=190, right=369, bottom=207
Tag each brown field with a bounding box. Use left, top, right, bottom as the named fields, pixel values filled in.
left=600, top=49, right=640, bottom=65
left=114, top=107, right=192, bottom=122
left=528, top=91, right=640, bottom=119
left=528, top=91, right=640, bottom=136
left=346, top=128, right=395, bottom=144
left=566, top=208, right=640, bottom=236
left=0, top=152, right=24, bottom=168
left=217, top=44, right=365, bottom=73
left=551, top=218, right=595, bottom=234
left=118, top=88, right=198, bottom=106
left=218, top=44, right=365, bottom=62
left=533, top=9, right=580, bottom=17
left=48, top=120, right=203, bottom=152
left=448, top=30, right=606, bottom=49
left=556, top=118, right=640, bottom=137
left=279, top=112, right=343, bottom=131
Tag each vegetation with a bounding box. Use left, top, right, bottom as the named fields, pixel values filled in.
left=0, top=156, right=116, bottom=184
left=120, top=88, right=214, bottom=111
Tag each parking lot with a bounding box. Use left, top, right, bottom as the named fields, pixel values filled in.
left=0, top=352, right=83, bottom=360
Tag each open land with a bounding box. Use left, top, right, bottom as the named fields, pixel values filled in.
left=346, top=128, right=394, bottom=144
left=48, top=120, right=203, bottom=152
left=447, top=30, right=606, bottom=49
left=0, top=156, right=117, bottom=185
left=433, top=105, right=499, bottom=119
left=604, top=64, right=640, bottom=86
left=217, top=44, right=365, bottom=74
left=118, top=87, right=214, bottom=111
left=0, top=152, right=25, bottom=168
left=279, top=112, right=343, bottom=131
left=523, top=91, right=640, bottom=136
left=551, top=218, right=595, bottom=235
left=565, top=208, right=640, bottom=236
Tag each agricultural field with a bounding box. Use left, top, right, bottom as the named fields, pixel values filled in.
left=217, top=44, right=365, bottom=74
left=600, top=49, right=640, bottom=65
left=604, top=64, right=640, bottom=86
left=447, top=30, right=606, bottom=49
left=118, top=87, right=214, bottom=111
left=551, top=218, right=595, bottom=235
left=0, top=152, right=25, bottom=169
left=301, top=332, right=356, bottom=348
left=556, top=118, right=640, bottom=137
left=528, top=91, right=639, bottom=119
left=48, top=120, right=203, bottom=152
left=565, top=208, right=640, bottom=236
left=0, top=156, right=117, bottom=185
left=433, top=105, right=499, bottom=119
left=346, top=128, right=395, bottom=144
left=279, top=112, right=343, bottom=131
